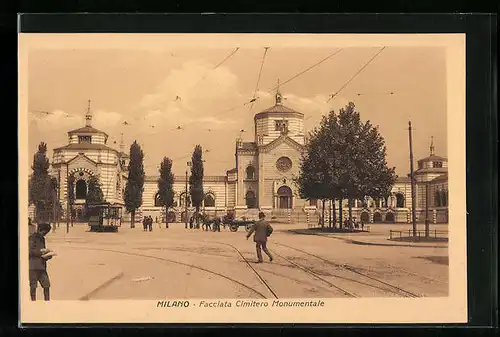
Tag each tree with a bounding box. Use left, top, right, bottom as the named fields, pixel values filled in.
left=49, top=177, right=59, bottom=226
left=157, top=157, right=175, bottom=228
left=85, top=175, right=105, bottom=205
left=68, top=174, right=75, bottom=226
left=297, top=111, right=344, bottom=228
left=296, top=123, right=331, bottom=227
left=29, top=142, right=53, bottom=222
left=189, top=145, right=204, bottom=225
left=335, top=102, right=396, bottom=224
left=296, top=102, right=396, bottom=230
left=124, top=141, right=145, bottom=228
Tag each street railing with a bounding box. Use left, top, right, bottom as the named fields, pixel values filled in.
left=389, top=229, right=448, bottom=240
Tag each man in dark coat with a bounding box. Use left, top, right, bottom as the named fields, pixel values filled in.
left=29, top=223, right=53, bottom=301
left=246, top=212, right=273, bottom=263
left=148, top=216, right=153, bottom=232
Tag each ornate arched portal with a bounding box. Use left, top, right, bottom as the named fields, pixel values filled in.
left=75, top=179, right=87, bottom=199
left=277, top=186, right=293, bottom=209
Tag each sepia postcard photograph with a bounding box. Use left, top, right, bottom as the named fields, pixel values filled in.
left=19, top=33, right=466, bottom=324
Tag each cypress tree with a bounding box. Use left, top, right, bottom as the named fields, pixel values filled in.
left=124, top=141, right=145, bottom=228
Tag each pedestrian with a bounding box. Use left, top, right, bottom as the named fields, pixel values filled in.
left=246, top=212, right=273, bottom=263
left=143, top=216, right=147, bottom=231
left=148, top=216, right=153, bottom=232
left=361, top=221, right=365, bottom=231
left=29, top=223, right=54, bottom=301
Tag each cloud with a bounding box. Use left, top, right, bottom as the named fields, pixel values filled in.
left=92, top=110, right=123, bottom=129
left=30, top=109, right=84, bottom=132
left=132, top=59, right=243, bottom=133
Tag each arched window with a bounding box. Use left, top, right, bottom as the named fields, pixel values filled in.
left=441, top=190, right=448, bottom=206
left=396, top=193, right=405, bottom=208
left=435, top=190, right=442, bottom=207
left=204, top=193, right=215, bottom=207
left=75, top=179, right=87, bottom=199
left=246, top=166, right=255, bottom=180
left=245, top=190, right=257, bottom=209
left=154, top=193, right=162, bottom=207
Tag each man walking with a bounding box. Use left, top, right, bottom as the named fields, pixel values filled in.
left=29, top=223, right=54, bottom=301
left=148, top=216, right=153, bottom=232
left=246, top=212, right=273, bottom=263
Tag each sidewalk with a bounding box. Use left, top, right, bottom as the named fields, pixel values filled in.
left=289, top=229, right=448, bottom=249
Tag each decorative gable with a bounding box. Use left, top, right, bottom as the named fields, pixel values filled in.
left=259, top=135, right=304, bottom=153
left=67, top=154, right=98, bottom=172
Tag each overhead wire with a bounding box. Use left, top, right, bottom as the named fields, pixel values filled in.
left=327, top=46, right=387, bottom=103
left=179, top=48, right=344, bottom=133
left=249, top=47, right=270, bottom=112
left=184, top=47, right=240, bottom=95
left=267, top=48, right=344, bottom=94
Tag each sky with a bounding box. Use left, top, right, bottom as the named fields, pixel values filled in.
left=27, top=40, right=447, bottom=177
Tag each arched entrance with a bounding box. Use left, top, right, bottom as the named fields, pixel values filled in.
left=245, top=191, right=257, bottom=209
left=385, top=212, right=395, bottom=223
left=181, top=211, right=188, bottom=223
left=167, top=211, right=176, bottom=223
left=373, top=212, right=382, bottom=223
left=75, top=179, right=87, bottom=199
left=360, top=212, right=370, bottom=223
left=277, top=186, right=292, bottom=209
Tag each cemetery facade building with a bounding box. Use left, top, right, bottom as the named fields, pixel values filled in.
left=31, top=92, right=448, bottom=224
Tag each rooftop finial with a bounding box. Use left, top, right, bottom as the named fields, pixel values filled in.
left=430, top=136, right=435, bottom=156
left=85, top=99, right=92, bottom=127
left=275, top=78, right=283, bottom=105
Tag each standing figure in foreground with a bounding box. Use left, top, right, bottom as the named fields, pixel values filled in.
left=29, top=223, right=55, bottom=301
left=246, top=212, right=273, bottom=263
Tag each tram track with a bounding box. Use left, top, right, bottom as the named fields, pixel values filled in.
left=210, top=241, right=279, bottom=299
left=270, top=249, right=358, bottom=298
left=273, top=242, right=421, bottom=298
left=63, top=246, right=269, bottom=299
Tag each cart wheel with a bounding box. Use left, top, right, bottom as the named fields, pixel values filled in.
left=230, top=225, right=238, bottom=232
left=245, top=225, right=251, bottom=232
left=211, top=223, right=217, bottom=232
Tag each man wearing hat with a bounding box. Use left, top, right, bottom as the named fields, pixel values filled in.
left=29, top=223, right=54, bottom=301
left=246, top=212, right=274, bottom=263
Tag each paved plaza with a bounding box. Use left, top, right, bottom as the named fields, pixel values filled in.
left=34, top=222, right=449, bottom=301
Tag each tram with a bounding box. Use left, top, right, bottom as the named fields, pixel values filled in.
left=87, top=202, right=123, bottom=232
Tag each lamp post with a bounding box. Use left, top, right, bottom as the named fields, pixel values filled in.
left=184, top=161, right=191, bottom=229
left=408, top=121, right=417, bottom=237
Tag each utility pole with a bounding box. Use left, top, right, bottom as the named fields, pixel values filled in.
left=184, top=161, right=191, bottom=229
left=425, top=182, right=430, bottom=237
left=408, top=121, right=417, bottom=237
left=66, top=162, right=70, bottom=234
